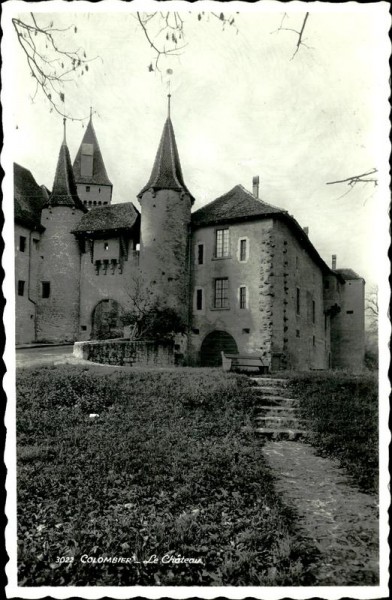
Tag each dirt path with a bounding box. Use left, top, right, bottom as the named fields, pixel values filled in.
left=263, top=440, right=379, bottom=585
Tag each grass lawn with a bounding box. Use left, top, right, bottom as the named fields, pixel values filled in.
left=16, top=365, right=319, bottom=586
left=287, top=371, right=378, bottom=493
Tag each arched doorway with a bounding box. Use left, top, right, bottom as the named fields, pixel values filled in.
left=91, top=299, right=123, bottom=340
left=200, top=330, right=238, bottom=367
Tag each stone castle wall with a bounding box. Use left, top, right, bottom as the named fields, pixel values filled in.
left=36, top=206, right=84, bottom=343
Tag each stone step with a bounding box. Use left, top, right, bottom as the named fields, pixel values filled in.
left=255, top=415, right=305, bottom=421
left=249, top=377, right=287, bottom=385
left=254, top=428, right=310, bottom=440
left=256, top=405, right=297, bottom=411
left=260, top=395, right=296, bottom=403
left=250, top=387, right=285, bottom=395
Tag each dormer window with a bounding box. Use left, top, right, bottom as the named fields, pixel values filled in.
left=81, top=143, right=94, bottom=177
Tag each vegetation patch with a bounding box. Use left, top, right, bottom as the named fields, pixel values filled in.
left=17, top=366, right=319, bottom=586
left=288, top=371, right=378, bottom=493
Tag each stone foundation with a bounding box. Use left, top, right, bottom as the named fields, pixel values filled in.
left=73, top=339, right=175, bottom=367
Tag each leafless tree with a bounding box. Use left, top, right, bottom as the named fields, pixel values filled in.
left=135, top=10, right=238, bottom=72
left=12, top=12, right=98, bottom=120
left=365, top=285, right=379, bottom=332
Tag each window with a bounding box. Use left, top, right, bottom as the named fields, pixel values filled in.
left=296, top=329, right=300, bottom=338
left=239, top=239, right=247, bottom=262
left=42, top=281, right=50, bottom=298
left=214, top=278, right=229, bottom=308
left=239, top=286, right=247, bottom=309
left=296, top=256, right=299, bottom=270
left=296, top=288, right=300, bottom=315
left=197, top=244, right=204, bottom=265
left=86, top=186, right=90, bottom=192
left=196, top=289, right=203, bottom=310
left=215, top=229, right=229, bottom=258
left=19, top=236, right=26, bottom=252
left=313, top=336, right=316, bottom=347
left=312, top=300, right=316, bottom=324
left=346, top=310, right=354, bottom=314
left=104, top=242, right=109, bottom=251
left=324, top=280, right=330, bottom=289
left=18, top=280, right=25, bottom=296
left=33, top=239, right=39, bottom=250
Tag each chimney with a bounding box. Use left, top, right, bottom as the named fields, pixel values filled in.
left=303, top=226, right=309, bottom=236
left=332, top=254, right=337, bottom=270
left=252, top=175, right=260, bottom=198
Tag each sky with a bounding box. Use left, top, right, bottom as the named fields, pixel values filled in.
left=3, top=1, right=391, bottom=289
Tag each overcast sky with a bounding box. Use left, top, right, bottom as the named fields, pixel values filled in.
left=4, top=1, right=390, bottom=288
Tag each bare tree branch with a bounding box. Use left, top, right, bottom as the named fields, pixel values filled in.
left=326, top=168, right=378, bottom=186
left=13, top=13, right=99, bottom=121
left=272, top=12, right=310, bottom=59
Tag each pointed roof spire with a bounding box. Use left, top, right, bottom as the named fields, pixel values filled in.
left=137, top=108, right=194, bottom=203
left=72, top=114, right=112, bottom=186
left=46, top=127, right=86, bottom=212
left=63, top=118, right=67, bottom=144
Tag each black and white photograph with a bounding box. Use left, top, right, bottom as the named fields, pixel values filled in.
left=2, top=1, right=390, bottom=597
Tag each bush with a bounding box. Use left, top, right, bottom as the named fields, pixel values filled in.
left=121, top=303, right=186, bottom=341
left=288, top=372, right=378, bottom=493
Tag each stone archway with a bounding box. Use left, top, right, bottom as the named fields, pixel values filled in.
left=200, top=330, right=238, bottom=367
left=91, top=299, right=123, bottom=340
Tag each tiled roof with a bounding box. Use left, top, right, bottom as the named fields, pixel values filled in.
left=191, top=185, right=285, bottom=227
left=137, top=117, right=194, bottom=202
left=47, top=142, right=86, bottom=212
left=192, top=184, right=342, bottom=276
left=73, top=118, right=112, bottom=186
left=72, top=202, right=140, bottom=234
left=14, top=163, right=47, bottom=230
left=334, top=268, right=363, bottom=281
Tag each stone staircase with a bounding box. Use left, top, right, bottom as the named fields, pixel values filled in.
left=248, top=376, right=309, bottom=441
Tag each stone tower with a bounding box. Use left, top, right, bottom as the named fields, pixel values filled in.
left=72, top=111, right=113, bottom=210
left=137, top=98, right=194, bottom=323
left=36, top=121, right=87, bottom=342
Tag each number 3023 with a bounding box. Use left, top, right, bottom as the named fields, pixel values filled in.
left=56, top=556, right=74, bottom=564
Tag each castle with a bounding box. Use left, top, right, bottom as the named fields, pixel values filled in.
left=14, top=106, right=365, bottom=370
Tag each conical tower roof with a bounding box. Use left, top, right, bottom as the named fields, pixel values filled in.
left=73, top=116, right=112, bottom=186
left=137, top=116, right=194, bottom=203
left=46, top=129, right=86, bottom=212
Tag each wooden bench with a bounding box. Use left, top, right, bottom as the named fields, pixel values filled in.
left=221, top=351, right=268, bottom=374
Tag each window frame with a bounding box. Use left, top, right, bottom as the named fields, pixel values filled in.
left=19, top=236, right=26, bottom=253
left=239, top=285, right=247, bottom=309
left=214, top=277, right=229, bottom=309
left=215, top=228, right=230, bottom=259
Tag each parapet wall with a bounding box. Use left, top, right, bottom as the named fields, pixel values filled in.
left=73, top=340, right=175, bottom=367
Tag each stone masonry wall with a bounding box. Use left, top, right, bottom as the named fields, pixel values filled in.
left=36, top=206, right=84, bottom=343
left=271, top=220, right=328, bottom=370
left=139, top=189, right=192, bottom=325
left=14, top=224, right=41, bottom=344
left=189, top=219, right=273, bottom=366
left=73, top=339, right=175, bottom=367
left=77, top=183, right=112, bottom=210
left=78, top=233, right=139, bottom=341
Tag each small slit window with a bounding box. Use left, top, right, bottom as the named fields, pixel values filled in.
left=19, top=236, right=26, bottom=252
left=197, top=244, right=204, bottom=265
left=239, top=286, right=247, bottom=309
left=18, top=280, right=25, bottom=296
left=196, top=289, right=203, bottom=311
left=42, top=281, right=50, bottom=298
